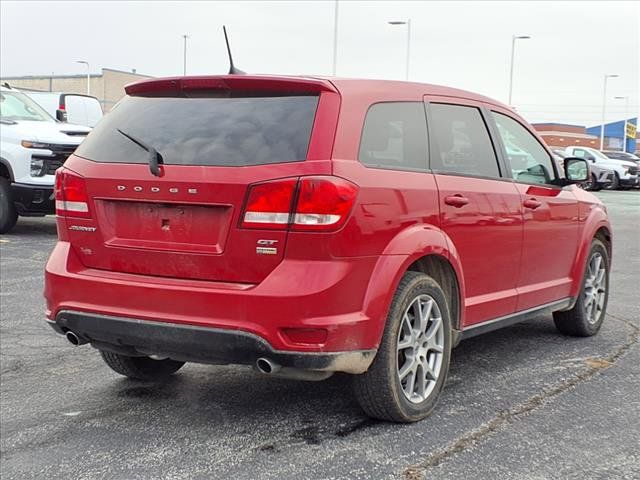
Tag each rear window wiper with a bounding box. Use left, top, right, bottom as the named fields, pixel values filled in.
left=116, top=128, right=163, bottom=177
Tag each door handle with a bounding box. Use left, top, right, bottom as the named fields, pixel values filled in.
left=523, top=198, right=542, bottom=210
left=444, top=195, right=470, bottom=208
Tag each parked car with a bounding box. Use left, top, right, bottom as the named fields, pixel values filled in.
left=22, top=91, right=103, bottom=128
left=0, top=86, right=90, bottom=233
left=602, top=150, right=640, bottom=165
left=564, top=146, right=639, bottom=189
left=552, top=148, right=613, bottom=191
left=45, top=75, right=610, bottom=423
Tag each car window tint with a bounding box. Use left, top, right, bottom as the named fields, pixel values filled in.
left=75, top=94, right=319, bottom=166
left=358, top=102, right=428, bottom=171
left=491, top=112, right=556, bottom=185
left=429, top=103, right=500, bottom=178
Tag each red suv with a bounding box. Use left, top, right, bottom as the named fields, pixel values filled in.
left=45, top=75, right=611, bottom=422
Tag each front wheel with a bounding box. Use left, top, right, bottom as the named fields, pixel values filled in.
left=0, top=177, right=18, bottom=234
left=603, top=173, right=620, bottom=190
left=353, top=271, right=452, bottom=422
left=100, top=350, right=185, bottom=380
left=553, top=239, right=609, bottom=336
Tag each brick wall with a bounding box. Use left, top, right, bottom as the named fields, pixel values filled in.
left=540, top=134, right=600, bottom=148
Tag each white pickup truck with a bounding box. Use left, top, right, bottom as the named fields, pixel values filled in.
left=0, top=86, right=90, bottom=233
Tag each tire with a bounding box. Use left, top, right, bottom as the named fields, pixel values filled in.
left=579, top=174, right=594, bottom=191
left=100, top=350, right=185, bottom=380
left=0, top=177, right=18, bottom=234
left=589, top=174, right=602, bottom=191
left=353, top=271, right=452, bottom=422
left=553, top=239, right=609, bottom=337
left=604, top=173, right=619, bottom=190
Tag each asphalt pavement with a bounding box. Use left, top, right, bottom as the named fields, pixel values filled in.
left=1, top=190, right=638, bottom=480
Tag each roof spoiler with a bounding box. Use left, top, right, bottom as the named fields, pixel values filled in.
left=124, top=75, right=338, bottom=96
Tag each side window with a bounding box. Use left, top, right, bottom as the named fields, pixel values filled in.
left=429, top=103, right=501, bottom=178
left=491, top=112, right=557, bottom=185
left=572, top=149, right=586, bottom=158
left=359, top=102, right=428, bottom=171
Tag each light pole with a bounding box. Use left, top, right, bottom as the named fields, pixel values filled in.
left=332, top=0, right=339, bottom=75
left=388, top=19, right=411, bottom=81
left=508, top=35, right=530, bottom=106
left=182, top=34, right=190, bottom=76
left=614, top=95, right=629, bottom=153
left=76, top=60, right=90, bottom=95
left=600, top=74, right=619, bottom=150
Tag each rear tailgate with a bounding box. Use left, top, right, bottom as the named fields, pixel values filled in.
left=60, top=76, right=340, bottom=284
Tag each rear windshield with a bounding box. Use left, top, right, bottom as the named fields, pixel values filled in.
left=75, top=94, right=319, bottom=166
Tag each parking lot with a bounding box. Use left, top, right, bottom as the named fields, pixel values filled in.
left=0, top=190, right=638, bottom=480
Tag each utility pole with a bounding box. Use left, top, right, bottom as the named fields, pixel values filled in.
left=600, top=74, right=619, bottom=150
left=182, top=34, right=190, bottom=75
left=332, top=0, right=339, bottom=75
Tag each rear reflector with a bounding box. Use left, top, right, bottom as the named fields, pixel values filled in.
left=55, top=168, right=91, bottom=218
left=241, top=176, right=358, bottom=232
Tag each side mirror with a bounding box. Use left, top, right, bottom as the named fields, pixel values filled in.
left=586, top=155, right=595, bottom=162
left=56, top=109, right=68, bottom=122
left=564, top=157, right=589, bottom=183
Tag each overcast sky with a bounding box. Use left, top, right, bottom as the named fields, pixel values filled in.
left=1, top=1, right=638, bottom=126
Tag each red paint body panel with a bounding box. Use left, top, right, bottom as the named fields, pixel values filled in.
left=44, top=75, right=611, bottom=359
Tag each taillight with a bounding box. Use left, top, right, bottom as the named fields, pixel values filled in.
left=292, top=177, right=358, bottom=231
left=241, top=179, right=297, bottom=229
left=241, top=176, right=358, bottom=232
left=55, top=168, right=91, bottom=218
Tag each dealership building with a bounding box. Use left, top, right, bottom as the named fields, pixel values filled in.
left=0, top=68, right=151, bottom=111
left=534, top=118, right=638, bottom=153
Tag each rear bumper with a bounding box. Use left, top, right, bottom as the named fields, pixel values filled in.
left=11, top=182, right=55, bottom=216
left=49, top=311, right=375, bottom=373
left=45, top=241, right=384, bottom=355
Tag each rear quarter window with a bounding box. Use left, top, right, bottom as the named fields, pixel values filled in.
left=358, top=102, right=428, bottom=171
left=75, top=94, right=319, bottom=166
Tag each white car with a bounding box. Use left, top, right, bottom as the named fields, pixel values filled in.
left=0, top=86, right=90, bottom=233
left=564, top=146, right=639, bottom=190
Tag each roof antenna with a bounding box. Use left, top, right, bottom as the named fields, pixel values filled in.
left=223, top=25, right=245, bottom=75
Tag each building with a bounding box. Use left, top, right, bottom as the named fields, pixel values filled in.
left=532, top=123, right=600, bottom=149
left=585, top=118, right=638, bottom=153
left=0, top=68, right=152, bottom=111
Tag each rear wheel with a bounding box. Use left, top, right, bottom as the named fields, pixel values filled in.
left=353, top=271, right=452, bottom=422
left=0, top=177, right=18, bottom=234
left=553, top=239, right=609, bottom=336
left=100, top=351, right=185, bottom=380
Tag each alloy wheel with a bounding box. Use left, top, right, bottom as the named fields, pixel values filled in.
left=584, top=252, right=606, bottom=324
left=397, top=294, right=445, bottom=403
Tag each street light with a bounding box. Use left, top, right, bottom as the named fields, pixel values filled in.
left=508, top=35, right=530, bottom=106
left=332, top=0, right=339, bottom=75
left=182, top=34, right=190, bottom=76
left=76, top=60, right=90, bottom=95
left=388, top=19, right=411, bottom=81
left=600, top=74, right=619, bottom=150
left=614, top=95, right=629, bottom=153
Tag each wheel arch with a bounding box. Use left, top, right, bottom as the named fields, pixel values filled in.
left=362, top=224, right=466, bottom=349
left=570, top=212, right=612, bottom=298
left=0, top=157, right=14, bottom=182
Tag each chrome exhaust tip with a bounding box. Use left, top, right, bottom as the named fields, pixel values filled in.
left=65, top=331, right=88, bottom=346
left=256, top=357, right=281, bottom=374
